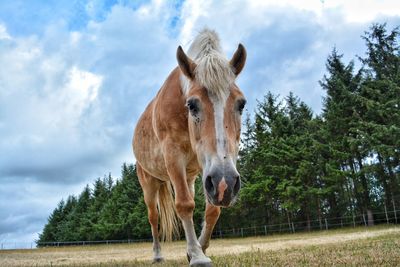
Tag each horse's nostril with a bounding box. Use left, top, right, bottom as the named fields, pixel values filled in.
left=205, top=175, right=213, bottom=193
left=233, top=176, right=240, bottom=194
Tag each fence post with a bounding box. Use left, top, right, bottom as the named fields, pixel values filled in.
left=241, top=228, right=243, bottom=237
left=362, top=214, right=367, bottom=227
left=292, top=222, right=295, bottom=233
left=352, top=214, right=355, bottom=227
left=325, top=218, right=328, bottom=230
left=393, top=199, right=398, bottom=224
left=384, top=203, right=389, bottom=224
left=341, top=219, right=343, bottom=227
left=254, top=226, right=257, bottom=236
left=264, top=225, right=267, bottom=236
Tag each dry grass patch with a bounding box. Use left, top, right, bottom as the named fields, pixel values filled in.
left=1, top=226, right=399, bottom=266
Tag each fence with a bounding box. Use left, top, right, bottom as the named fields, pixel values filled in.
left=1, top=208, right=399, bottom=250
left=211, top=209, right=399, bottom=239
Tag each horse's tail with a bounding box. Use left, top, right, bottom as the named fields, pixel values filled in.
left=158, top=181, right=180, bottom=242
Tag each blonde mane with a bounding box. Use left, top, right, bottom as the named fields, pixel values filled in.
left=185, top=28, right=235, bottom=99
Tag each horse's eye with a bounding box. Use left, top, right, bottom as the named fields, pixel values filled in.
left=237, top=99, right=246, bottom=115
left=186, top=98, right=200, bottom=116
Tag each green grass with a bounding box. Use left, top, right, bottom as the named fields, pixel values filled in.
left=2, top=226, right=399, bottom=266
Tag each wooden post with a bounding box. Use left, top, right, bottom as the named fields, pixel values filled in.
left=241, top=228, right=243, bottom=237
left=362, top=213, right=367, bottom=226
left=352, top=214, right=355, bottom=227
left=393, top=199, right=398, bottom=224
left=264, top=225, right=267, bottom=235
left=325, top=218, right=328, bottom=230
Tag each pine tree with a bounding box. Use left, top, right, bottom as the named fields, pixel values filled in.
left=37, top=199, right=65, bottom=244
left=358, top=23, right=400, bottom=213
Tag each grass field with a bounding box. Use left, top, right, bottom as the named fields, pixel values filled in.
left=1, top=225, right=399, bottom=266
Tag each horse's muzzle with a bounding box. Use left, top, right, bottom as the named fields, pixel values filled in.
left=203, top=169, right=241, bottom=207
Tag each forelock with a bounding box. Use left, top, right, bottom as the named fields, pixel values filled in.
left=187, top=28, right=235, bottom=100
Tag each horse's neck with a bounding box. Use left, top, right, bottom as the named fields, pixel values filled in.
left=152, top=68, right=190, bottom=139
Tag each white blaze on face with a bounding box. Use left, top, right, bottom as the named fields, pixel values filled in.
left=210, top=93, right=229, bottom=161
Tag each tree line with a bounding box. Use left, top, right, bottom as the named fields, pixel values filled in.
left=38, top=23, right=400, bottom=244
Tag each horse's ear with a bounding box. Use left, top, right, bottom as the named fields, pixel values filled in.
left=230, top=43, right=247, bottom=76
left=177, top=46, right=196, bottom=79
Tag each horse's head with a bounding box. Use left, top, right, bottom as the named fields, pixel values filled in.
left=177, top=41, right=246, bottom=207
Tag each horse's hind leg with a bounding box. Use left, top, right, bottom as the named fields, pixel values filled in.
left=137, top=163, right=163, bottom=263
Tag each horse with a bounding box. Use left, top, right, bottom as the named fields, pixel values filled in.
left=132, top=28, right=247, bottom=267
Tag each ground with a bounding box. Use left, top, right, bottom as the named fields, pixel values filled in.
left=1, top=226, right=399, bottom=266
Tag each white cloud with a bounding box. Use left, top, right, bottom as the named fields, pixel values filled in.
left=322, top=0, right=400, bottom=23
left=60, top=66, right=102, bottom=119
left=0, top=24, right=11, bottom=40
left=244, top=0, right=400, bottom=24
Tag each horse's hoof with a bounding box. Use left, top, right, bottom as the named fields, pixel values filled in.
left=189, top=258, right=212, bottom=267
left=187, top=253, right=191, bottom=263
left=152, top=256, right=164, bottom=264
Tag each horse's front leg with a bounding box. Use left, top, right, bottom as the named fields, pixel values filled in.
left=198, top=202, right=221, bottom=253
left=165, top=155, right=211, bottom=266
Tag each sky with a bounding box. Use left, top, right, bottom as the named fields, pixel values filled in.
left=0, top=0, right=400, bottom=248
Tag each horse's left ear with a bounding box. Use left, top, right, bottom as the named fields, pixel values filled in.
left=230, top=43, right=246, bottom=76
left=177, top=46, right=196, bottom=80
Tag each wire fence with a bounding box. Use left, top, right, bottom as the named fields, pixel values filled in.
left=2, top=208, right=399, bottom=250
left=211, top=209, right=399, bottom=239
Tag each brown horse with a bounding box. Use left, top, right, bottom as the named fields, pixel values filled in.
left=133, top=29, right=246, bottom=266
